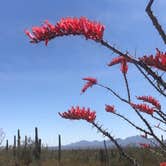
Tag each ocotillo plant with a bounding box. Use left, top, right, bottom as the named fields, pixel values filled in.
left=25, top=0, right=166, bottom=165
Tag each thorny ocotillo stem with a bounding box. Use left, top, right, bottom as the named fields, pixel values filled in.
left=133, top=107, right=166, bottom=149
left=99, top=39, right=166, bottom=92
left=97, top=82, right=166, bottom=149
left=112, top=112, right=151, bottom=135
left=151, top=114, right=166, bottom=124
left=155, top=125, right=166, bottom=133
left=123, top=73, right=131, bottom=102
left=156, top=111, right=166, bottom=121
left=146, top=0, right=166, bottom=44
left=135, top=64, right=166, bottom=97
left=97, top=83, right=128, bottom=103
left=92, top=121, right=140, bottom=166
left=153, top=109, right=166, bottom=123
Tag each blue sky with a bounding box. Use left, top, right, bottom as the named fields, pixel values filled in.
left=0, top=0, right=165, bottom=146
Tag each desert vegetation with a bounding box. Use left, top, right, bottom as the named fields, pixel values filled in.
left=0, top=0, right=166, bottom=165
left=0, top=134, right=165, bottom=166
left=24, top=0, right=166, bottom=165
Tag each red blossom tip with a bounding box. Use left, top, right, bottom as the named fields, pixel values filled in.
left=105, top=104, right=115, bottom=113
left=136, top=95, right=161, bottom=110
left=139, top=49, right=166, bottom=71
left=108, top=56, right=131, bottom=74
left=81, top=77, right=97, bottom=93
left=24, top=30, right=37, bottom=42
left=121, top=60, right=128, bottom=74
left=108, top=56, right=129, bottom=66
left=25, top=17, right=105, bottom=45
left=82, top=77, right=97, bottom=84
left=59, top=106, right=96, bottom=123
left=131, top=103, right=154, bottom=115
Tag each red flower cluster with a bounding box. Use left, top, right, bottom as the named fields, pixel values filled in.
left=131, top=103, right=154, bottom=115
left=139, top=49, right=166, bottom=71
left=58, top=106, right=96, bottom=123
left=136, top=96, right=161, bottom=110
left=139, top=143, right=150, bottom=148
left=81, top=77, right=97, bottom=93
left=108, top=56, right=131, bottom=74
left=160, top=162, right=166, bottom=166
left=105, top=104, right=115, bottom=113
left=25, top=17, right=105, bottom=45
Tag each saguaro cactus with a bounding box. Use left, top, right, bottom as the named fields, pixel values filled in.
left=38, top=138, right=41, bottom=154
left=34, top=127, right=41, bottom=160
left=17, top=129, right=21, bottom=148
left=35, top=127, right=38, bottom=145
left=5, top=139, right=8, bottom=151
left=103, top=140, right=109, bottom=166
left=58, top=134, right=61, bottom=165
left=13, top=135, right=16, bottom=157
left=161, top=135, right=164, bottom=143
left=24, top=136, right=27, bottom=148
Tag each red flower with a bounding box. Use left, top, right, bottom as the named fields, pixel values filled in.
left=59, top=106, right=96, bottom=123
left=121, top=59, right=128, bottom=74
left=139, top=143, right=150, bottom=148
left=108, top=56, right=126, bottom=66
left=131, top=103, right=154, bottom=115
left=81, top=77, right=97, bottom=93
left=25, top=17, right=105, bottom=45
left=139, top=48, right=166, bottom=71
left=105, top=104, right=115, bottom=113
left=82, top=77, right=97, bottom=84
left=136, top=96, right=161, bottom=110
left=160, top=162, right=166, bottom=166
left=25, top=30, right=37, bottom=41
left=108, top=56, right=130, bottom=74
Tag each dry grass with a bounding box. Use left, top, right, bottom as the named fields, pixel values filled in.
left=0, top=147, right=165, bottom=166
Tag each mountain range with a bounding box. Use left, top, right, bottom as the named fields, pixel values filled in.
left=52, top=135, right=162, bottom=150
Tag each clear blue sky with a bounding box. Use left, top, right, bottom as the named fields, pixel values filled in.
left=0, top=0, right=165, bottom=146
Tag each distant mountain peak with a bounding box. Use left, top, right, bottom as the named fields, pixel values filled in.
left=56, top=135, right=158, bottom=150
